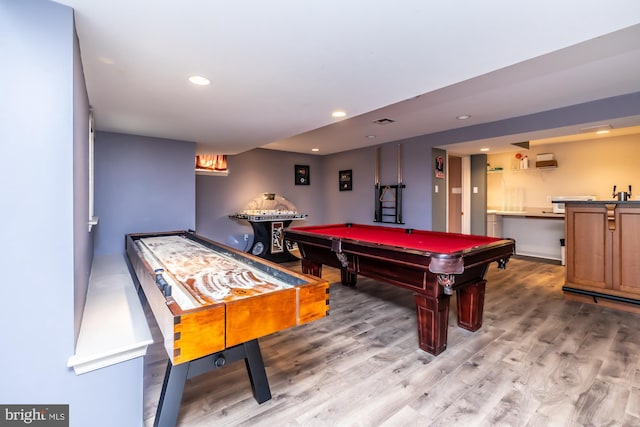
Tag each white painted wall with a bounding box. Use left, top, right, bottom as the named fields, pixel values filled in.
left=487, top=134, right=640, bottom=210
left=502, top=216, right=565, bottom=261
left=1, top=2, right=152, bottom=425
left=487, top=133, right=639, bottom=260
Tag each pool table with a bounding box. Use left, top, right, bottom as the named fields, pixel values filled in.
left=284, top=223, right=515, bottom=355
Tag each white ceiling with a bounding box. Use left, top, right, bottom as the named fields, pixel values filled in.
left=55, top=1, right=640, bottom=156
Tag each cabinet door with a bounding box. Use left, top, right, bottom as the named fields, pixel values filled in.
left=566, top=206, right=612, bottom=289
left=614, top=206, right=640, bottom=294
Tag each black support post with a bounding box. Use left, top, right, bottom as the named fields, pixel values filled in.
left=152, top=339, right=271, bottom=427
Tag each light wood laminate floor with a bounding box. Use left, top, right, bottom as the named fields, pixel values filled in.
left=143, top=257, right=640, bottom=427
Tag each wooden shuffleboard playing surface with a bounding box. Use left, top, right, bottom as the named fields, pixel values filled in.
left=136, top=235, right=293, bottom=308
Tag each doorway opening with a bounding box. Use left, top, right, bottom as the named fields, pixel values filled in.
left=447, top=155, right=471, bottom=234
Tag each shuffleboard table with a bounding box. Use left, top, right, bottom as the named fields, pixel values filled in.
left=284, top=223, right=514, bottom=356
left=125, top=231, right=329, bottom=427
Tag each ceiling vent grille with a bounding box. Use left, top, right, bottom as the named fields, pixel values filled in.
left=373, top=118, right=395, bottom=125
left=511, top=141, right=530, bottom=150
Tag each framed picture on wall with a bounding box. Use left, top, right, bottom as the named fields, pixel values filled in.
left=435, top=155, right=445, bottom=179
left=339, top=169, right=352, bottom=191
left=295, top=165, right=310, bottom=185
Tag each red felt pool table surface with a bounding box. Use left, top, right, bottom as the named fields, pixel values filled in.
left=289, top=223, right=504, bottom=254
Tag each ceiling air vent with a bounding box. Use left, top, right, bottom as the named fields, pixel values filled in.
left=511, top=141, right=530, bottom=150
left=373, top=118, right=395, bottom=125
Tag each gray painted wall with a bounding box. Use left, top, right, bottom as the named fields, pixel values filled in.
left=93, top=132, right=196, bottom=255
left=196, top=136, right=439, bottom=249
left=470, top=154, right=488, bottom=235
left=196, top=148, right=324, bottom=250
left=320, top=136, right=435, bottom=229
left=2, top=0, right=76, bottom=407
left=409, top=92, right=640, bottom=148
left=320, top=145, right=378, bottom=225
left=72, top=22, right=93, bottom=344
left=0, top=0, right=142, bottom=427
left=1, top=2, right=158, bottom=426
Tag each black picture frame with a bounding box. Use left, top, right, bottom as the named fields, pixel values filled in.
left=339, top=169, right=352, bottom=191
left=295, top=165, right=310, bottom=185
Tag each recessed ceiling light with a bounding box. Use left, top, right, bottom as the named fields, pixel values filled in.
left=480, top=148, right=490, bottom=152
left=332, top=111, right=346, bottom=118
left=580, top=124, right=611, bottom=134
left=366, top=135, right=377, bottom=139
left=188, top=75, right=211, bottom=86
left=456, top=114, right=471, bottom=120
left=311, top=148, right=319, bottom=152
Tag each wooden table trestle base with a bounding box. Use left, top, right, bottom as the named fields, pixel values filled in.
left=154, top=340, right=270, bottom=427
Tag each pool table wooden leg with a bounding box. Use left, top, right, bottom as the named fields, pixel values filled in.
left=301, top=259, right=357, bottom=287
left=340, top=268, right=357, bottom=287
left=301, top=259, right=322, bottom=277
left=414, top=293, right=450, bottom=355
left=456, top=280, right=486, bottom=331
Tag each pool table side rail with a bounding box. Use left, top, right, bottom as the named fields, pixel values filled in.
left=126, top=231, right=329, bottom=365
left=288, top=223, right=509, bottom=250
left=285, top=227, right=515, bottom=273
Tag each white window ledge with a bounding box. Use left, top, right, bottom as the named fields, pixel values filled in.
left=196, top=169, right=228, bottom=176
left=68, top=253, right=152, bottom=375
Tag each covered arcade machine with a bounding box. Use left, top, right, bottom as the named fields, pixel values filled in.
left=229, top=193, right=307, bottom=262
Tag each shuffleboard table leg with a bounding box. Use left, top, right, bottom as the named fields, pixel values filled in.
left=154, top=361, right=189, bottom=427
left=243, top=339, right=272, bottom=403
